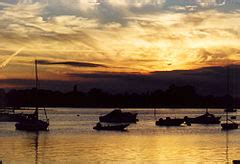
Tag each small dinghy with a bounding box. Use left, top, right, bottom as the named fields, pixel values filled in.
left=93, top=122, right=129, bottom=131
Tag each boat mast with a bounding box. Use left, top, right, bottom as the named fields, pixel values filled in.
left=35, top=60, right=39, bottom=90
left=226, top=66, right=230, bottom=124
left=35, top=60, right=39, bottom=119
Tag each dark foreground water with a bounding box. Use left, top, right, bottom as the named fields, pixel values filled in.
left=0, top=108, right=240, bottom=163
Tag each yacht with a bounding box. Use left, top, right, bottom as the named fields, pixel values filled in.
left=99, top=109, right=138, bottom=123
left=15, top=60, right=49, bottom=131
left=184, top=108, right=221, bottom=124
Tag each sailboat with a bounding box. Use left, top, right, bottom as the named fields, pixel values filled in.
left=221, top=66, right=238, bottom=130
left=184, top=107, right=221, bottom=124
left=221, top=109, right=238, bottom=130
left=15, top=60, right=49, bottom=131
left=224, top=105, right=237, bottom=113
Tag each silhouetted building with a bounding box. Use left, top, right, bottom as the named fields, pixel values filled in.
left=73, top=85, right=78, bottom=93
left=0, top=89, right=6, bottom=108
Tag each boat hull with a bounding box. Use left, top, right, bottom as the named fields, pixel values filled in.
left=0, top=113, right=27, bottom=122
left=99, top=109, right=138, bottom=123
left=15, top=120, right=49, bottom=131
left=156, top=118, right=185, bottom=126
left=224, top=109, right=237, bottom=113
left=221, top=123, right=238, bottom=130
left=186, top=117, right=221, bottom=124
left=184, top=113, right=221, bottom=124
left=93, top=124, right=129, bottom=131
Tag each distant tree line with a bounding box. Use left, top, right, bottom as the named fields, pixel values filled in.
left=0, top=84, right=238, bottom=108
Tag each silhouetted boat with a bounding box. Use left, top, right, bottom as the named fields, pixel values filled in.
left=93, top=122, right=129, bottom=131
left=224, top=107, right=237, bottom=113
left=15, top=114, right=49, bottom=131
left=221, top=121, right=238, bottom=130
left=184, top=108, right=221, bottom=124
left=221, top=65, right=238, bottom=130
left=156, top=117, right=190, bottom=126
left=15, top=60, right=49, bottom=131
left=0, top=109, right=26, bottom=122
left=99, top=109, right=138, bottom=123
left=221, top=107, right=238, bottom=130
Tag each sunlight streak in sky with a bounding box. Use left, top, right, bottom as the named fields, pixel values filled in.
left=0, top=47, right=25, bottom=68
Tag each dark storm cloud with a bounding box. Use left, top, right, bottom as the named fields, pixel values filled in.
left=37, top=60, right=108, bottom=68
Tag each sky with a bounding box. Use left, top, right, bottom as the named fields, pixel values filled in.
left=0, top=0, right=240, bottom=94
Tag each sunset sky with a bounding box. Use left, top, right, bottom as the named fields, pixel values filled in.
left=0, top=0, right=240, bottom=93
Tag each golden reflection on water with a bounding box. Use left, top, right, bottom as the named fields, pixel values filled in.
left=1, top=132, right=240, bottom=163
left=0, top=108, right=240, bottom=163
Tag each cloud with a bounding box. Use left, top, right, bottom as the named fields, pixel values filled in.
left=0, top=0, right=240, bottom=86
left=68, top=72, right=146, bottom=79
left=0, top=2, right=14, bottom=7
left=37, top=59, right=108, bottom=68
left=0, top=48, right=25, bottom=68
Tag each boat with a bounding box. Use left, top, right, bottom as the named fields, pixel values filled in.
left=224, top=67, right=237, bottom=113
left=184, top=108, right=221, bottom=124
left=93, top=122, right=130, bottom=131
left=156, top=117, right=190, bottom=126
left=99, top=109, right=138, bottom=123
left=221, top=121, right=238, bottom=130
left=224, top=107, right=237, bottom=113
left=221, top=106, right=238, bottom=130
left=0, top=108, right=27, bottom=122
left=15, top=114, right=49, bottom=131
left=15, top=60, right=49, bottom=131
left=221, top=65, right=238, bottom=130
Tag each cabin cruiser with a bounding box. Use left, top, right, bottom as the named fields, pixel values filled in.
left=184, top=110, right=221, bottom=124
left=156, top=117, right=190, bottom=126
left=99, top=109, right=138, bottom=123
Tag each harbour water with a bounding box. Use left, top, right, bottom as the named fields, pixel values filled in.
left=0, top=108, right=240, bottom=163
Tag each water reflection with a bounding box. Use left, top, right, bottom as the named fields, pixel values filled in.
left=22, top=132, right=41, bottom=163
left=34, top=132, right=39, bottom=164
left=0, top=108, right=240, bottom=163
left=225, top=131, right=229, bottom=164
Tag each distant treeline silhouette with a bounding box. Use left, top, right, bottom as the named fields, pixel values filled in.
left=0, top=84, right=238, bottom=108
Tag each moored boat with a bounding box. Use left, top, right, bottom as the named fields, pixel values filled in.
left=224, top=107, right=237, bottom=113
left=221, top=121, right=238, bottom=130
left=184, top=109, right=221, bottom=124
left=220, top=66, right=238, bottom=130
left=15, top=115, right=49, bottom=131
left=93, top=122, right=129, bottom=131
left=221, top=107, right=238, bottom=130
left=156, top=117, right=190, bottom=126
left=0, top=109, right=27, bottom=122
left=15, top=60, right=49, bottom=131
left=99, top=109, right=138, bottom=123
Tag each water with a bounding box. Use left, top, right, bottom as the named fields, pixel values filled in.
left=0, top=108, right=240, bottom=163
